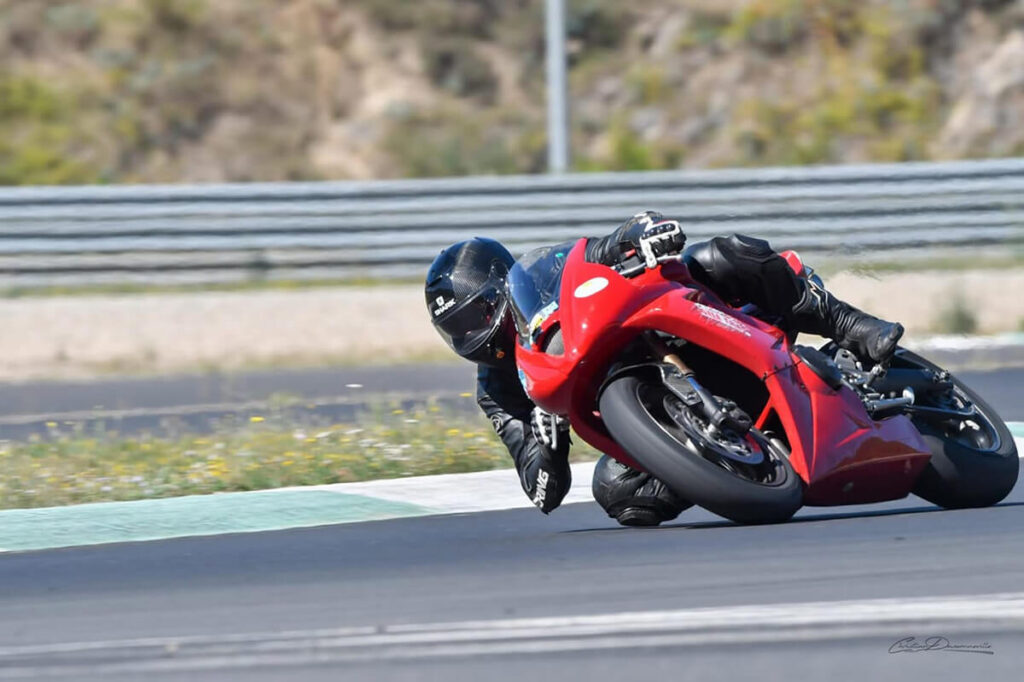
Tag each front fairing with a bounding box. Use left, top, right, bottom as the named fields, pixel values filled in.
left=513, top=240, right=683, bottom=413
left=516, top=239, right=790, bottom=411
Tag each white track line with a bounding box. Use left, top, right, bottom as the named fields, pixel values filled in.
left=1, top=592, right=1021, bottom=676
left=296, top=460, right=598, bottom=512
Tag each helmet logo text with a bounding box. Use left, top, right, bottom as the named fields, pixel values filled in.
left=433, top=296, right=456, bottom=317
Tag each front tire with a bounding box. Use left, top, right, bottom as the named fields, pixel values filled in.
left=599, top=374, right=803, bottom=524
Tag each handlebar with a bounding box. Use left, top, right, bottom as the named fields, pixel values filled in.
left=613, top=253, right=681, bottom=279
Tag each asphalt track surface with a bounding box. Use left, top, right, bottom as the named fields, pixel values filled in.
left=2, top=363, right=1023, bottom=439
left=0, top=388, right=1022, bottom=679
left=0, top=364, right=476, bottom=440
left=2, top=486, right=1023, bottom=680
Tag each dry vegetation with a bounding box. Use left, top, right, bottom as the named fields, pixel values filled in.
left=3, top=0, right=1024, bottom=185
left=0, top=402, right=600, bottom=509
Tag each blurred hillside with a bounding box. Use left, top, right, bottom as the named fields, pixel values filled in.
left=2, top=0, right=1024, bottom=185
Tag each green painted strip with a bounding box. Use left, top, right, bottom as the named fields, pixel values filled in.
left=1010, top=422, right=1024, bottom=439
left=0, top=490, right=434, bottom=553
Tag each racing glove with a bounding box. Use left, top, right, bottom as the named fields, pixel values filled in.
left=586, top=210, right=687, bottom=268
left=531, top=407, right=570, bottom=452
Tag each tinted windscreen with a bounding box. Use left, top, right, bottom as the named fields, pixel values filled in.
left=506, top=242, right=574, bottom=344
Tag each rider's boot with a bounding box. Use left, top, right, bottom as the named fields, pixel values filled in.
left=790, top=278, right=904, bottom=363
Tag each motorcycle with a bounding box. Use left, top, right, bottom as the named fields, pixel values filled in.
left=507, top=238, right=1019, bottom=524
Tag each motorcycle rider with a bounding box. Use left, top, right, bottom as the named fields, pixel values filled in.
left=424, top=211, right=904, bottom=526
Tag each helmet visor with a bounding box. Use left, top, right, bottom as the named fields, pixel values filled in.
left=434, top=283, right=505, bottom=357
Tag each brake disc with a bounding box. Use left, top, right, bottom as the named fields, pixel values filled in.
left=664, top=397, right=765, bottom=466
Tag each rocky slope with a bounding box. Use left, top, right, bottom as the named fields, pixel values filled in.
left=2, top=0, right=1024, bottom=184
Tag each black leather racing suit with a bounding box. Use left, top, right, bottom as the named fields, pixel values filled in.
left=477, top=363, right=574, bottom=513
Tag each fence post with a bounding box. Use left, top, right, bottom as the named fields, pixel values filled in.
left=545, top=0, right=570, bottom=174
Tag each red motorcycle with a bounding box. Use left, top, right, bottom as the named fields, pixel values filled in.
left=508, top=238, right=1019, bottom=524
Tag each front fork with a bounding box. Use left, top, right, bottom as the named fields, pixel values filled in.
left=644, top=332, right=752, bottom=436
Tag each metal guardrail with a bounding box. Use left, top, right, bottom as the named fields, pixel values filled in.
left=0, top=158, right=1023, bottom=287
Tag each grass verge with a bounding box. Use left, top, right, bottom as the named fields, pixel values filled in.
left=0, top=402, right=599, bottom=510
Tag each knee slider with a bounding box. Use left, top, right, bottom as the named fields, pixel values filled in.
left=591, top=455, right=643, bottom=516
left=591, top=455, right=687, bottom=523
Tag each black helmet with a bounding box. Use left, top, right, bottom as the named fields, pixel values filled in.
left=425, top=237, right=516, bottom=367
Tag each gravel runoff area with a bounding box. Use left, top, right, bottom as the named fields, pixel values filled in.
left=0, top=269, right=1022, bottom=382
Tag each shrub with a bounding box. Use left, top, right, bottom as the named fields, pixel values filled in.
left=383, top=107, right=544, bottom=177
left=626, top=65, right=668, bottom=106
left=578, top=120, right=685, bottom=172
left=0, top=73, right=101, bottom=185
left=44, top=4, right=100, bottom=47
left=732, top=35, right=942, bottom=169
left=144, top=0, right=206, bottom=35
left=359, top=0, right=505, bottom=37
left=727, top=0, right=809, bottom=55
left=422, top=40, right=498, bottom=103
left=568, top=0, right=632, bottom=51
left=934, top=294, right=979, bottom=335
left=678, top=10, right=732, bottom=49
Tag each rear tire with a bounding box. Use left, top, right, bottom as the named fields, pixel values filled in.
left=599, top=374, right=803, bottom=524
left=896, top=350, right=1019, bottom=509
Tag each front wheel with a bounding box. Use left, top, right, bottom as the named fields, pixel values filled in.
left=599, top=374, right=803, bottom=524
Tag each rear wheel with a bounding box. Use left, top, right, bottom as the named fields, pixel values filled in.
left=894, top=349, right=1019, bottom=508
left=599, top=374, right=803, bottom=524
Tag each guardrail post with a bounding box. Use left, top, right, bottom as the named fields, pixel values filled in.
left=545, top=0, right=570, bottom=174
